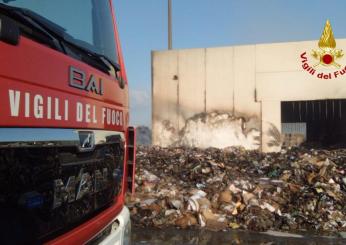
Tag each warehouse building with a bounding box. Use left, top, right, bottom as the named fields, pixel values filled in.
left=152, top=28, right=346, bottom=152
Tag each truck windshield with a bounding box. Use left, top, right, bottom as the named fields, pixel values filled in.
left=1, top=0, right=118, bottom=65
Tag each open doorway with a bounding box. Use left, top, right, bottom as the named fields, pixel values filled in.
left=281, top=99, right=346, bottom=147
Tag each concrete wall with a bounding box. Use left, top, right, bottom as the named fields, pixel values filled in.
left=152, top=39, right=346, bottom=151
left=205, top=47, right=234, bottom=112
left=178, top=49, right=206, bottom=130
left=152, top=50, right=179, bottom=146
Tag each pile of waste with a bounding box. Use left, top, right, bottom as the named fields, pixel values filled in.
left=127, top=146, right=346, bottom=234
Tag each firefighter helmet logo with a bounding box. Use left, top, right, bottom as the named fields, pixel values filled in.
left=312, top=20, right=343, bottom=67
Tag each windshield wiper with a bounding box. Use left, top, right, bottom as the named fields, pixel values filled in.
left=63, top=37, right=121, bottom=73
left=58, top=34, right=121, bottom=76
left=0, top=3, right=63, bottom=51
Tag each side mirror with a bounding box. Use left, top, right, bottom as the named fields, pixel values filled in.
left=116, top=70, right=125, bottom=89
left=119, top=76, right=125, bottom=89
left=0, top=15, right=20, bottom=45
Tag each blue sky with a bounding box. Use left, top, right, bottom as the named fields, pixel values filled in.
left=113, top=0, right=346, bottom=126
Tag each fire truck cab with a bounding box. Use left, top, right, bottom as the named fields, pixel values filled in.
left=0, top=0, right=135, bottom=244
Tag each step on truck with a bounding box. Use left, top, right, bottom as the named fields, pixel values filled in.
left=0, top=0, right=136, bottom=244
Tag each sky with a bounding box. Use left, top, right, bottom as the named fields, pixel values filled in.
left=113, top=0, right=346, bottom=127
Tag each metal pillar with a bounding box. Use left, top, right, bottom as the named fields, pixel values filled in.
left=168, top=0, right=172, bottom=49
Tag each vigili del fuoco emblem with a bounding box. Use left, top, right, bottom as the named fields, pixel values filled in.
left=311, top=19, right=343, bottom=67
left=300, top=19, right=346, bottom=79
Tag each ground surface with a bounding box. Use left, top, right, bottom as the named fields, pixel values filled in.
left=132, top=227, right=346, bottom=245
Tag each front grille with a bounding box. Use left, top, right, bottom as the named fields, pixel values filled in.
left=0, top=141, right=124, bottom=245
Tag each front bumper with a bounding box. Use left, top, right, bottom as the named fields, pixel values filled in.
left=94, top=206, right=131, bottom=245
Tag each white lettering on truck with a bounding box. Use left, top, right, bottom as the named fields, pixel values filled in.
left=34, top=94, right=44, bottom=118
left=7, top=89, right=123, bottom=126
left=9, top=90, right=20, bottom=117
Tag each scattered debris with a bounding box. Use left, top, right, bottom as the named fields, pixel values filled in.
left=127, top=146, right=346, bottom=234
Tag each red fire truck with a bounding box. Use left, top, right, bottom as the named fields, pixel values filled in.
left=0, top=0, right=135, bottom=244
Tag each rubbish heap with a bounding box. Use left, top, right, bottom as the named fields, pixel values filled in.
left=127, top=146, right=346, bottom=234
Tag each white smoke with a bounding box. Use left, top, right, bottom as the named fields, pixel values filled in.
left=154, top=120, right=179, bottom=147
left=155, top=112, right=261, bottom=150
left=179, top=113, right=260, bottom=149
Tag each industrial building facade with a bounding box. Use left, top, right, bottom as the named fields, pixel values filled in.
left=152, top=38, right=346, bottom=152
